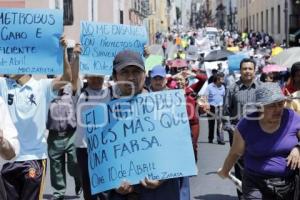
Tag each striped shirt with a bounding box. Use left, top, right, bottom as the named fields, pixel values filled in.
left=223, top=79, right=261, bottom=129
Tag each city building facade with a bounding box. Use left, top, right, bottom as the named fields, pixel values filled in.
left=236, top=0, right=300, bottom=45
left=0, top=0, right=170, bottom=44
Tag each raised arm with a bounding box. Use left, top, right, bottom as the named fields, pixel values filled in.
left=218, top=128, right=245, bottom=178
left=52, top=35, right=72, bottom=90
left=70, top=43, right=80, bottom=92
left=189, top=73, right=207, bottom=93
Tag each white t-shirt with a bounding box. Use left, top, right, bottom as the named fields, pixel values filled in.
left=75, top=87, right=112, bottom=148
left=0, top=97, right=19, bottom=158
left=0, top=77, right=54, bottom=161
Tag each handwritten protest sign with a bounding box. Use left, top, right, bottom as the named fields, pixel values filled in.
left=80, top=21, right=147, bottom=75
left=83, top=90, right=197, bottom=194
left=0, top=8, right=63, bottom=74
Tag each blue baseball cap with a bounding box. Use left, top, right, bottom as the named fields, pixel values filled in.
left=150, top=65, right=166, bottom=78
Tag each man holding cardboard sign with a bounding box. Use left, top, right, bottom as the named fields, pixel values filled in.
left=81, top=50, right=196, bottom=200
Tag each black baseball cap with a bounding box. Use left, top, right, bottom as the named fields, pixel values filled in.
left=113, top=50, right=145, bottom=72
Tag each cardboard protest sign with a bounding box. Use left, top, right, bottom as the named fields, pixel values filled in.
left=227, top=54, right=249, bottom=72
left=80, top=21, right=147, bottom=75
left=0, top=8, right=63, bottom=74
left=83, top=90, right=197, bottom=194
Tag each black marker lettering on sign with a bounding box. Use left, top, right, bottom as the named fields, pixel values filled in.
left=81, top=22, right=94, bottom=36
left=133, top=40, right=144, bottom=48
left=9, top=56, right=25, bottom=66
left=147, top=173, right=160, bottom=180
left=92, top=48, right=116, bottom=58
left=35, top=28, right=42, bottom=38
left=111, top=25, right=144, bottom=36
left=108, top=164, right=127, bottom=181
left=87, top=134, right=99, bottom=153
left=160, top=112, right=188, bottom=128
left=122, top=117, right=155, bottom=137
left=0, top=12, right=56, bottom=25
left=85, top=110, right=99, bottom=134
left=101, top=128, right=117, bottom=145
left=128, top=161, right=156, bottom=176
left=1, top=26, right=27, bottom=40
left=82, top=37, right=95, bottom=46
left=48, top=14, right=56, bottom=25
left=93, top=60, right=111, bottom=71
left=0, top=46, right=36, bottom=54
left=91, top=173, right=105, bottom=187
left=89, top=148, right=108, bottom=169
left=81, top=46, right=90, bottom=56
left=161, top=171, right=183, bottom=179
left=108, top=161, right=156, bottom=182
left=123, top=119, right=145, bottom=137
left=144, top=116, right=155, bottom=132
left=17, top=66, right=54, bottom=74
left=95, top=24, right=110, bottom=35
left=113, top=136, right=161, bottom=159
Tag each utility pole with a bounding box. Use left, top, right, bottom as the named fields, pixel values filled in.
left=284, top=0, right=289, bottom=47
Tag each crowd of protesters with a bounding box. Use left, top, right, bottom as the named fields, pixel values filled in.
left=1, top=24, right=300, bottom=200
left=158, top=27, right=300, bottom=200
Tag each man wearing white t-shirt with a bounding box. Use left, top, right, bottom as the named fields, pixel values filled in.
left=0, top=37, right=72, bottom=200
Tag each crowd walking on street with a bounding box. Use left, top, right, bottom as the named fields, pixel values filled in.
left=1, top=4, right=300, bottom=200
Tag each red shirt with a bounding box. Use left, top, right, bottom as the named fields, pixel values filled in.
left=283, top=82, right=296, bottom=96
left=185, top=74, right=207, bottom=124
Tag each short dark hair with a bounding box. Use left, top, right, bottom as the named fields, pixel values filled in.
left=212, top=69, right=218, bottom=74
left=291, top=62, right=300, bottom=78
left=240, top=58, right=256, bottom=70
left=213, top=72, right=225, bottom=83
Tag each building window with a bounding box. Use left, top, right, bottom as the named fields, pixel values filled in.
left=63, top=0, right=73, bottom=25
left=271, top=7, right=274, bottom=34
left=120, top=10, right=124, bottom=24
left=278, top=5, right=281, bottom=34
left=54, top=0, right=73, bottom=25
left=266, top=9, right=268, bottom=32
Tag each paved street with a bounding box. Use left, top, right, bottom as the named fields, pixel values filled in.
left=190, top=117, right=237, bottom=200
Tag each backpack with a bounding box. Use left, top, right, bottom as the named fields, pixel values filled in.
left=46, top=85, right=76, bottom=132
